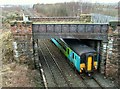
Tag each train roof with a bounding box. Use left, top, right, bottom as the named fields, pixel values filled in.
left=63, top=39, right=96, bottom=55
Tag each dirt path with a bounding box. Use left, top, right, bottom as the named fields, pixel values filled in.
left=1, top=63, right=42, bottom=87
left=0, top=31, right=43, bottom=87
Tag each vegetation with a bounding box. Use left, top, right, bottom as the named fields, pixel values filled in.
left=0, top=31, right=13, bottom=64
left=2, top=6, right=22, bottom=29
left=33, top=2, right=118, bottom=17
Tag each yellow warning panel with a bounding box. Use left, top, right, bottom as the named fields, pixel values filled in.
left=94, top=62, right=97, bottom=66
left=94, top=62, right=97, bottom=69
left=80, top=63, right=85, bottom=68
left=87, top=56, right=92, bottom=71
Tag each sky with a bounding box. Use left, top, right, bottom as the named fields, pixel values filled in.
left=0, top=0, right=119, bottom=5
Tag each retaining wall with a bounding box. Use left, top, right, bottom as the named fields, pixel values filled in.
left=106, top=26, right=120, bottom=86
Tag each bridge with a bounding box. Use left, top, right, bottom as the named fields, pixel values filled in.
left=32, top=23, right=108, bottom=41
left=30, top=14, right=117, bottom=23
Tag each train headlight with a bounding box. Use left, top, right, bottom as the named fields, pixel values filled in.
left=94, top=66, right=97, bottom=69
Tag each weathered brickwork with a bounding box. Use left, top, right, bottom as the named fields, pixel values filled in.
left=118, top=27, right=120, bottom=86
left=10, top=21, right=33, bottom=62
left=106, top=26, right=120, bottom=86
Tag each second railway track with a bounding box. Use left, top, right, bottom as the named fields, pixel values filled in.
left=38, top=39, right=72, bottom=87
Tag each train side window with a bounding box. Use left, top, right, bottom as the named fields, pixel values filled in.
left=62, top=46, right=66, bottom=51
left=67, top=49, right=69, bottom=54
left=72, top=53, right=74, bottom=59
left=75, top=56, right=76, bottom=59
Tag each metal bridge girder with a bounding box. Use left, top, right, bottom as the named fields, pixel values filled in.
left=32, top=23, right=108, bottom=41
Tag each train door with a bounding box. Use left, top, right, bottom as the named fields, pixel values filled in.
left=73, top=53, right=80, bottom=72
left=85, top=54, right=94, bottom=73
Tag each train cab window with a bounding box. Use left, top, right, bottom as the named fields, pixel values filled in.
left=94, top=54, right=98, bottom=61
left=81, top=54, right=86, bottom=63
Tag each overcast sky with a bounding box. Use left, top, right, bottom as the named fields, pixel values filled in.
left=0, top=0, right=119, bottom=5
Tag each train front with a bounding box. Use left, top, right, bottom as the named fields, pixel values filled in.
left=62, top=39, right=99, bottom=76
left=79, top=46, right=98, bottom=76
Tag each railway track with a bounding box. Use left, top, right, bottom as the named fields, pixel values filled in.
left=80, top=74, right=103, bottom=88
left=42, top=40, right=73, bottom=87
left=33, top=42, right=45, bottom=88
left=38, top=39, right=73, bottom=87
left=34, top=39, right=118, bottom=88
left=93, top=73, right=118, bottom=88
left=38, top=40, right=58, bottom=87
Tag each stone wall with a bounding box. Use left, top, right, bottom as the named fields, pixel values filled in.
left=117, top=26, right=120, bottom=86
left=99, top=25, right=120, bottom=86
left=10, top=21, right=33, bottom=63
left=106, top=26, right=120, bottom=86
left=117, top=36, right=120, bottom=86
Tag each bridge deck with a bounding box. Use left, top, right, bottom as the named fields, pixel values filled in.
left=32, top=23, right=108, bottom=41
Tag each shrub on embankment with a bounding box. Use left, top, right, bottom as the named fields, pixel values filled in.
left=0, top=31, right=14, bottom=64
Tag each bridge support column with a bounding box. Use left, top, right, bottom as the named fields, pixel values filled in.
left=105, top=26, right=120, bottom=86
left=10, top=21, right=33, bottom=63
left=117, top=27, right=120, bottom=87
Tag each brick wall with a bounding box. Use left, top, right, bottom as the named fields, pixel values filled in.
left=11, top=21, right=33, bottom=63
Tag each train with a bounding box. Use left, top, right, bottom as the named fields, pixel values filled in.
left=51, top=38, right=99, bottom=76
